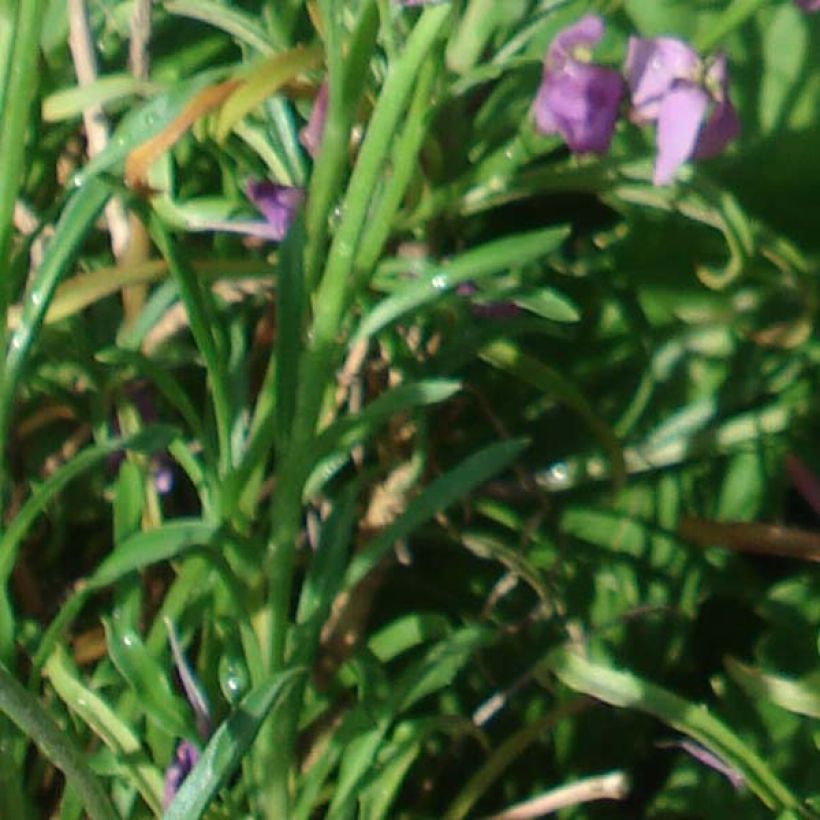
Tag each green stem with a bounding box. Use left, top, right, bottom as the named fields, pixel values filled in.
left=0, top=662, right=118, bottom=820
left=0, top=0, right=45, bottom=485
left=149, top=214, right=234, bottom=476
left=259, top=7, right=451, bottom=817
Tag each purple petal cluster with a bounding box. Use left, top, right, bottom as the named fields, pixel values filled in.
left=795, top=0, right=820, bottom=11
left=533, top=16, right=624, bottom=154
left=625, top=38, right=739, bottom=184
left=533, top=17, right=740, bottom=185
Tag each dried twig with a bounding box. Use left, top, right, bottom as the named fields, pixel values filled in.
left=485, top=771, right=629, bottom=819
left=67, top=0, right=130, bottom=258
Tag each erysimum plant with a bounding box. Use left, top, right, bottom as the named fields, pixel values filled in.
left=0, top=1, right=818, bottom=818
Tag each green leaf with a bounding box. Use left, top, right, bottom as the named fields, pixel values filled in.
left=163, top=668, right=306, bottom=820
left=2, top=179, right=110, bottom=430
left=45, top=646, right=163, bottom=814
left=726, top=658, right=820, bottom=720
left=42, top=74, right=158, bottom=122
left=345, top=438, right=528, bottom=588
left=0, top=427, right=176, bottom=586
left=164, top=0, right=276, bottom=53
left=104, top=613, right=196, bottom=740
left=545, top=648, right=804, bottom=814
left=354, top=227, right=568, bottom=342
left=514, top=286, right=580, bottom=323
left=88, top=519, right=217, bottom=590
left=479, top=339, right=626, bottom=489
left=0, top=661, right=117, bottom=820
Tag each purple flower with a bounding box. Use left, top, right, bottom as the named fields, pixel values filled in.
left=184, top=182, right=303, bottom=242
left=625, top=37, right=739, bottom=185
left=533, top=15, right=624, bottom=154
left=163, top=741, right=199, bottom=808
left=299, top=81, right=328, bottom=159
left=795, top=0, right=820, bottom=11
left=245, top=181, right=304, bottom=241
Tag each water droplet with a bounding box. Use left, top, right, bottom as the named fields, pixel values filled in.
left=431, top=274, right=448, bottom=291
left=219, top=657, right=249, bottom=704
left=548, top=462, right=568, bottom=482
left=30, top=292, right=43, bottom=308
left=9, top=336, right=22, bottom=351
left=122, top=634, right=135, bottom=647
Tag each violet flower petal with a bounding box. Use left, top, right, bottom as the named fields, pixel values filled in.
left=626, top=36, right=700, bottom=121
left=535, top=16, right=623, bottom=155
left=163, top=741, right=199, bottom=809
left=548, top=14, right=605, bottom=67
left=795, top=0, right=820, bottom=10
left=694, top=52, right=740, bottom=158
left=245, top=181, right=305, bottom=241
left=654, top=83, right=709, bottom=185
left=534, top=58, right=623, bottom=154
left=299, top=81, right=328, bottom=159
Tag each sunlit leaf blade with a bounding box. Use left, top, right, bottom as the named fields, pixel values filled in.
left=545, top=648, right=805, bottom=815
left=726, top=658, right=820, bottom=719
left=163, top=668, right=306, bottom=820
left=354, top=227, right=569, bottom=342
left=345, top=438, right=528, bottom=588
left=45, top=646, right=163, bottom=814
left=88, top=519, right=217, bottom=590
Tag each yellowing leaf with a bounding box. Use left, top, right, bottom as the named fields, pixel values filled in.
left=213, top=44, right=323, bottom=142
left=124, top=79, right=241, bottom=191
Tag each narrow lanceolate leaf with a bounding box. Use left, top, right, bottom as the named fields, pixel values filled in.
left=354, top=227, right=569, bottom=342
left=45, top=647, right=164, bottom=814
left=726, top=658, right=820, bottom=719
left=163, top=668, right=306, bottom=820
left=0, top=426, right=176, bottom=585
left=345, top=438, right=528, bottom=588
left=479, top=339, right=626, bottom=490
left=0, top=662, right=117, bottom=820
left=88, top=519, right=218, bottom=589
left=103, top=614, right=197, bottom=740
left=545, top=648, right=804, bottom=815
left=213, top=45, right=323, bottom=141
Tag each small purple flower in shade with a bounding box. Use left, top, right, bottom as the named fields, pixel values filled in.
left=455, top=282, right=521, bottom=319
left=533, top=15, right=624, bottom=154
left=108, top=383, right=174, bottom=495
left=657, top=739, right=744, bottom=791
left=186, top=182, right=304, bottom=242
left=299, top=81, right=328, bottom=159
left=245, top=181, right=305, bottom=241
left=625, top=37, right=740, bottom=185
left=163, top=740, right=199, bottom=809
left=795, top=0, right=820, bottom=11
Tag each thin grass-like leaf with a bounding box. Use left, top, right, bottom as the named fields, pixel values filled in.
left=354, top=227, right=568, bottom=343
left=346, top=438, right=528, bottom=588
left=163, top=668, right=306, bottom=820
left=545, top=648, right=807, bottom=815
left=88, top=519, right=217, bottom=590
left=45, top=646, right=163, bottom=814
left=0, top=661, right=117, bottom=820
